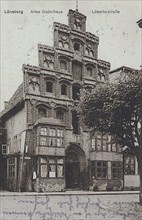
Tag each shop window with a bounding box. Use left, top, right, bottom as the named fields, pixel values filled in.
left=60, top=60, right=67, bottom=71
left=91, top=161, right=108, bottom=179
left=61, top=84, right=67, bottom=96
left=38, top=107, right=47, bottom=118
left=74, top=43, right=80, bottom=51
left=56, top=109, right=64, bottom=121
left=7, top=157, right=17, bottom=178
left=39, top=157, right=64, bottom=178
left=72, top=111, right=80, bottom=134
left=112, top=162, right=123, bottom=179
left=72, top=85, right=80, bottom=100
left=46, top=81, right=53, bottom=93
left=124, top=156, right=135, bottom=175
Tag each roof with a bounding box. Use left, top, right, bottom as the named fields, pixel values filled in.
left=109, top=66, right=138, bottom=74
left=34, top=117, right=66, bottom=127
left=0, top=83, right=24, bottom=118
left=137, top=19, right=142, bottom=28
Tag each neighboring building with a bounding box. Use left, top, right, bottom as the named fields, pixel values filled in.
left=137, top=19, right=142, bottom=28
left=0, top=9, right=130, bottom=192
left=109, top=66, right=140, bottom=190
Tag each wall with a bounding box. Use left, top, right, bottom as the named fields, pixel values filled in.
left=5, top=108, right=27, bottom=153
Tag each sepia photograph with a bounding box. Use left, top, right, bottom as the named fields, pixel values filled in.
left=0, top=0, right=142, bottom=219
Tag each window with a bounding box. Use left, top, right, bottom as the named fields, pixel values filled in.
left=40, top=136, right=47, bottom=146
left=91, top=161, right=108, bottom=179
left=61, top=84, right=67, bottom=96
left=38, top=107, right=47, bottom=118
left=2, top=144, right=8, bottom=154
left=40, top=127, right=47, bottom=146
left=124, top=156, right=135, bottom=175
left=59, top=41, right=63, bottom=48
left=72, top=85, right=80, bottom=100
left=56, top=109, right=64, bottom=121
left=72, top=62, right=82, bottom=80
left=74, top=43, right=80, bottom=51
left=7, top=157, right=17, bottom=178
left=44, top=60, right=49, bottom=68
left=91, top=139, right=95, bottom=150
left=40, top=127, right=47, bottom=135
left=60, top=60, right=67, bottom=71
left=39, top=157, right=64, bottom=178
left=87, top=67, right=93, bottom=77
left=39, top=127, right=64, bottom=147
left=46, top=81, right=53, bottom=93
left=112, top=162, right=123, bottom=179
left=72, top=111, right=80, bottom=134
left=92, top=133, right=108, bottom=151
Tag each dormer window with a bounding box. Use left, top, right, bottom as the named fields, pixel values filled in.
left=74, top=43, right=80, bottom=51
left=46, top=81, right=53, bottom=93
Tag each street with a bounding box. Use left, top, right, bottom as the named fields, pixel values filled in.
left=1, top=191, right=142, bottom=220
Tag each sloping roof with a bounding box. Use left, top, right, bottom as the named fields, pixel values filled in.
left=0, top=83, right=24, bottom=118
left=34, top=117, right=66, bottom=127
left=109, top=66, right=138, bottom=74
left=137, top=19, right=142, bottom=28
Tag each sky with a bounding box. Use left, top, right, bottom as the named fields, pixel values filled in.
left=1, top=0, right=142, bottom=110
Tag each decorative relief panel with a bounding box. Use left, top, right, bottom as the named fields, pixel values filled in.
left=43, top=54, right=54, bottom=69
left=29, top=76, right=40, bottom=95
left=58, top=32, right=69, bottom=50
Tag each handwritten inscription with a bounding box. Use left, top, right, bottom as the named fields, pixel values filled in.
left=1, top=195, right=142, bottom=220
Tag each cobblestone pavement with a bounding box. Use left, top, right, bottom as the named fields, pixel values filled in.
left=1, top=191, right=142, bottom=220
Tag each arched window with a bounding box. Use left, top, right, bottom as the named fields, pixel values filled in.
left=74, top=43, right=80, bottom=51
left=59, top=41, right=63, bottom=47
left=72, top=85, right=81, bottom=100
left=64, top=43, right=69, bottom=49
left=60, top=60, right=67, bottom=71
left=38, top=107, right=47, bottom=118
left=87, top=67, right=93, bottom=77
left=61, top=84, right=67, bottom=96
left=56, top=109, right=64, bottom=121
left=46, top=81, right=53, bottom=93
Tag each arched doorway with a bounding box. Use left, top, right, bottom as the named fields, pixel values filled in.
left=65, top=145, right=85, bottom=189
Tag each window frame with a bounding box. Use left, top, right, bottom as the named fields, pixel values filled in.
left=39, top=156, right=64, bottom=179
left=39, top=127, right=64, bottom=147
left=111, top=161, right=123, bottom=180
left=91, top=161, right=108, bottom=180
left=46, top=81, right=53, bottom=93
left=124, top=155, right=135, bottom=175
left=7, top=157, right=17, bottom=178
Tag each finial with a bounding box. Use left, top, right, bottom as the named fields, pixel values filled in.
left=76, top=0, right=78, bottom=11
